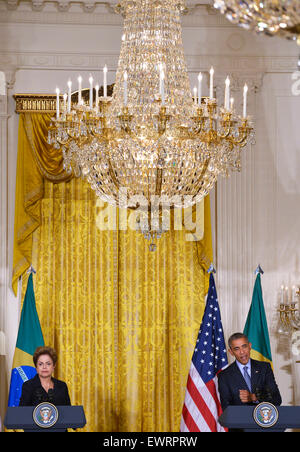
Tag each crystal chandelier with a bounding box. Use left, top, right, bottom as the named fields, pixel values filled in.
left=48, top=0, right=254, bottom=243
left=214, top=0, right=300, bottom=45
left=278, top=285, right=300, bottom=334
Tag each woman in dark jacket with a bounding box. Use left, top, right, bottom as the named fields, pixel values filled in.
left=19, top=346, right=71, bottom=406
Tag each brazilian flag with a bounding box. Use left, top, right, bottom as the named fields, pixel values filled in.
left=243, top=273, right=273, bottom=367
left=8, top=273, right=44, bottom=406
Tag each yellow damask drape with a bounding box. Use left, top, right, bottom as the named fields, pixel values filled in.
left=13, top=113, right=213, bottom=432
left=12, top=113, right=71, bottom=295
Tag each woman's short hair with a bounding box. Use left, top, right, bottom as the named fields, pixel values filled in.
left=33, top=346, right=57, bottom=367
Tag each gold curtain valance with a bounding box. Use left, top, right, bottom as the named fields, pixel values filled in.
left=23, top=113, right=71, bottom=182
left=12, top=111, right=71, bottom=295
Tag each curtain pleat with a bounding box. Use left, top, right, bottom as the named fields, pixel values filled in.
left=30, top=179, right=117, bottom=431
left=116, top=227, right=208, bottom=431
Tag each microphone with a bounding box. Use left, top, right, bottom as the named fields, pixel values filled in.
left=254, top=387, right=263, bottom=402
left=35, top=388, right=44, bottom=403
left=265, top=386, right=272, bottom=402
left=254, top=386, right=272, bottom=402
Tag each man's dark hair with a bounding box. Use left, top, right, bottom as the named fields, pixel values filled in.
left=228, top=332, right=249, bottom=349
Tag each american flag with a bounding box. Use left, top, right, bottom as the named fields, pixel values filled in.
left=180, top=273, right=228, bottom=432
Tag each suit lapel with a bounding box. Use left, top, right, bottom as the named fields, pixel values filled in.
left=230, top=360, right=262, bottom=396
left=250, top=359, right=260, bottom=390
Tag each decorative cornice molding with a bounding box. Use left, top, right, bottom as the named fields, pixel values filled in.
left=1, top=0, right=117, bottom=12
left=0, top=0, right=230, bottom=27
left=0, top=50, right=297, bottom=74
left=0, top=9, right=122, bottom=25
left=0, top=0, right=214, bottom=13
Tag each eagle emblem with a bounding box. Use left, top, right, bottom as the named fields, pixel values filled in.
left=253, top=402, right=279, bottom=429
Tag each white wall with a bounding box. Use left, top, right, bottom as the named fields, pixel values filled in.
left=216, top=71, right=300, bottom=406
left=0, top=0, right=300, bottom=424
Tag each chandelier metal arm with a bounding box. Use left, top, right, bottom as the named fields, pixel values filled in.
left=90, top=129, right=104, bottom=139
left=190, top=113, right=205, bottom=136
left=56, top=135, right=70, bottom=146
left=218, top=128, right=232, bottom=140
left=227, top=125, right=252, bottom=147
left=66, top=129, right=81, bottom=141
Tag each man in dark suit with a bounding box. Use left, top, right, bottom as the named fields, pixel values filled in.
left=218, top=333, right=282, bottom=411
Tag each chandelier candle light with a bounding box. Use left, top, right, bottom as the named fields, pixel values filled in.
left=49, top=0, right=254, bottom=244
left=278, top=285, right=300, bottom=334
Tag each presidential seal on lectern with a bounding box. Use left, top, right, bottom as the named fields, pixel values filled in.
left=253, top=402, right=279, bottom=429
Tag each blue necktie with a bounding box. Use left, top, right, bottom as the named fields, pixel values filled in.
left=243, top=365, right=252, bottom=392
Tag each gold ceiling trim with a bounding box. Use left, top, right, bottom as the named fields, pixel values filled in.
left=14, top=85, right=114, bottom=113
left=14, top=94, right=57, bottom=113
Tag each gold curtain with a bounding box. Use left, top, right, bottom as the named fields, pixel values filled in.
left=13, top=113, right=213, bottom=432
left=12, top=113, right=71, bottom=296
